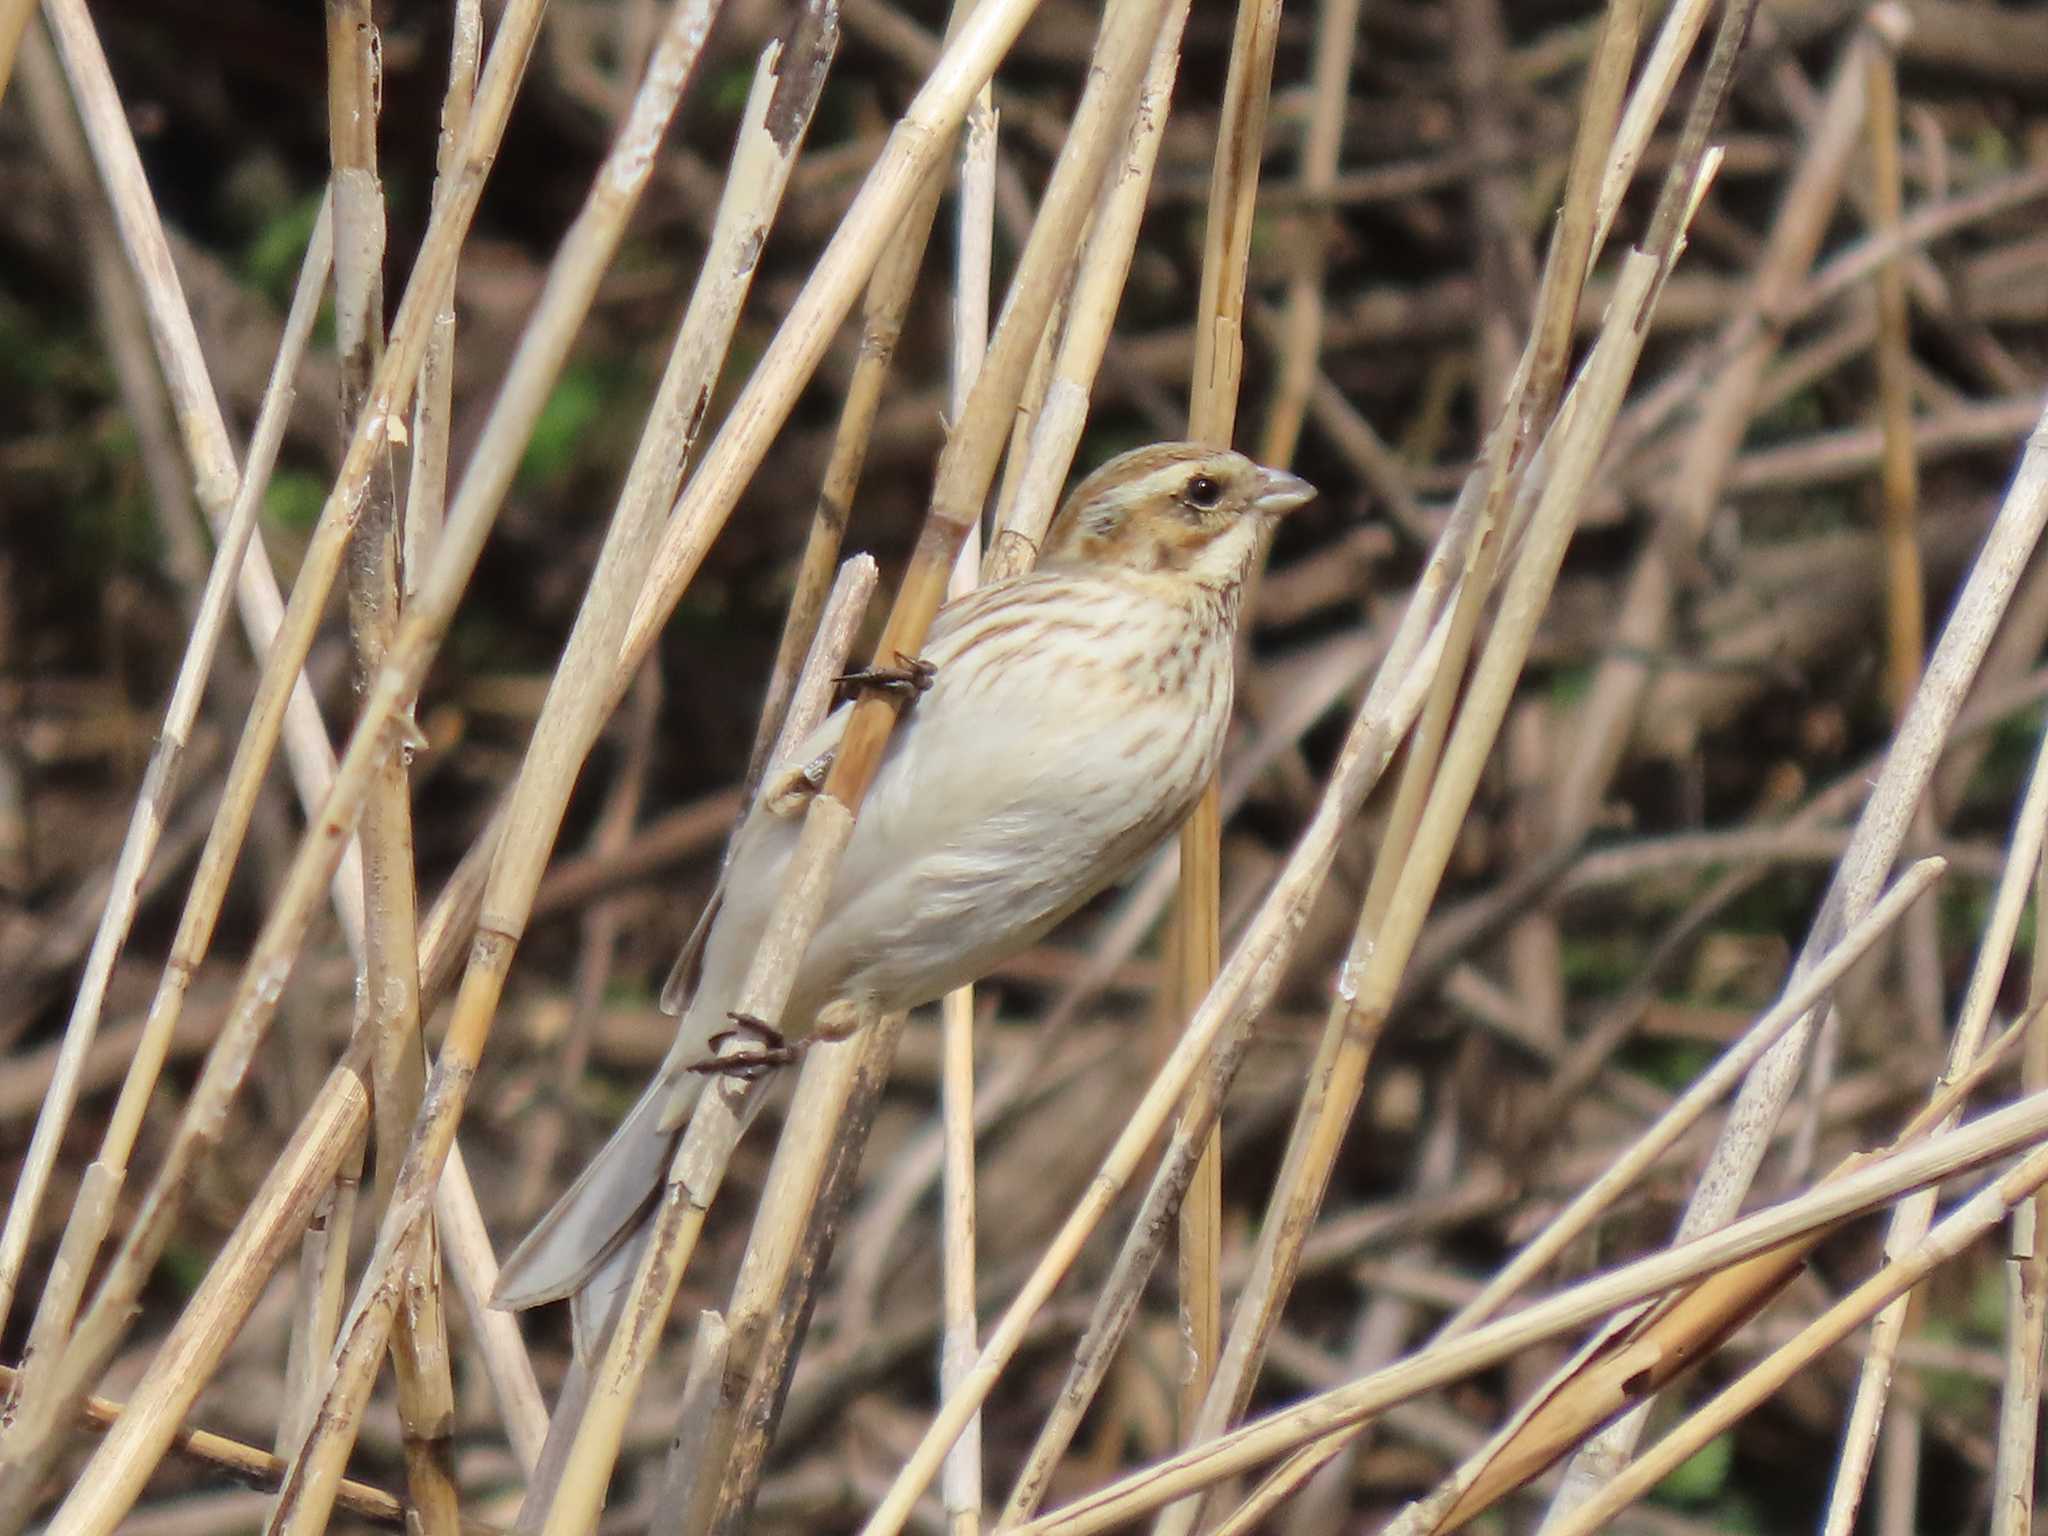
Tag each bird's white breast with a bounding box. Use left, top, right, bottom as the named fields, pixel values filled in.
left=703, top=571, right=1234, bottom=1029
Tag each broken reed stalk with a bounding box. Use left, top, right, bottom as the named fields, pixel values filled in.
left=1009, top=1081, right=2048, bottom=1536
left=1540, top=1086, right=2048, bottom=1536
left=1230, top=856, right=1948, bottom=1524
left=984, top=5, right=1190, bottom=575
left=0, top=52, right=334, bottom=1353
left=523, top=3, right=1174, bottom=1525
left=1169, top=0, right=1283, bottom=1451
left=404, top=0, right=480, bottom=598
left=326, top=2, right=462, bottom=1528
left=1148, top=8, right=1645, bottom=1531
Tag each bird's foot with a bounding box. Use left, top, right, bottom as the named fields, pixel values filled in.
left=684, top=1013, right=800, bottom=1080
left=837, top=652, right=936, bottom=701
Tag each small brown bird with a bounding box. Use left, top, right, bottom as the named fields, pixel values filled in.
left=495, top=443, right=1315, bottom=1342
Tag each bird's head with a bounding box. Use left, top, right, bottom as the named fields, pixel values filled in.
left=1040, top=443, right=1317, bottom=589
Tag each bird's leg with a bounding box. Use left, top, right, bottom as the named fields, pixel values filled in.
left=685, top=1012, right=800, bottom=1080
left=836, top=650, right=936, bottom=701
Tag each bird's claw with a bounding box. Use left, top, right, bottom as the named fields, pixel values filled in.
left=837, top=652, right=936, bottom=701
left=684, top=1012, right=799, bottom=1080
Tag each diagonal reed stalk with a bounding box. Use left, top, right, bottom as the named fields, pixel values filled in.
left=0, top=26, right=335, bottom=1371
left=1007, top=1077, right=2048, bottom=1535
left=0, top=0, right=557, bottom=1499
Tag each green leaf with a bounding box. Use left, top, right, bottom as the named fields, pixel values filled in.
left=1653, top=1432, right=1733, bottom=1506
left=520, top=363, right=609, bottom=488
left=265, top=469, right=329, bottom=531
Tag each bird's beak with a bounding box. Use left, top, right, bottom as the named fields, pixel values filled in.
left=1253, top=467, right=1318, bottom=516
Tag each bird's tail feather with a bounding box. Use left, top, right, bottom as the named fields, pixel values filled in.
left=492, top=996, right=726, bottom=1318
left=491, top=1068, right=694, bottom=1315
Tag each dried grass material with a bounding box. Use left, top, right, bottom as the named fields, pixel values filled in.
left=8, top=0, right=2048, bottom=1533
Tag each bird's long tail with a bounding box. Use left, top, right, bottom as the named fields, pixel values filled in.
left=492, top=1000, right=726, bottom=1354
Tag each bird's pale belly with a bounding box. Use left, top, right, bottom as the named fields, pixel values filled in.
left=796, top=661, right=1224, bottom=1018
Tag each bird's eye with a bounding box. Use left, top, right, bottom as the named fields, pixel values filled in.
left=1183, top=474, right=1223, bottom=509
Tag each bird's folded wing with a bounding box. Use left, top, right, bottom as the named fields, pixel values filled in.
left=657, top=698, right=855, bottom=1017
left=659, top=882, right=723, bottom=1017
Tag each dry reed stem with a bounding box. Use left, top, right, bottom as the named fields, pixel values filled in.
left=1148, top=12, right=1648, bottom=1531
left=31, top=0, right=370, bottom=959
left=210, top=15, right=1016, bottom=1510
left=1172, top=0, right=1284, bottom=1458
left=742, top=181, right=945, bottom=796
left=434, top=1140, right=549, bottom=1475
left=614, top=0, right=1059, bottom=678
left=9, top=821, right=538, bottom=1532
left=1256, top=0, right=1361, bottom=470
left=939, top=979, right=983, bottom=1536
left=9, top=1, right=679, bottom=1526
left=1820, top=632, right=2048, bottom=1533
left=680, top=1014, right=910, bottom=1536
left=404, top=0, right=482, bottom=599
left=1990, top=849, right=2048, bottom=1532
left=255, top=7, right=771, bottom=1531
left=1, top=9, right=360, bottom=1338
left=0, top=0, right=554, bottom=1495
left=1010, top=1080, right=2048, bottom=1536
left=1869, top=21, right=1923, bottom=721
left=1450, top=855, right=1946, bottom=1337
left=12, top=1035, right=375, bottom=1536
left=1847, top=63, right=1939, bottom=1523
left=650, top=557, right=881, bottom=1536
left=1552, top=4, right=1845, bottom=853
left=0, top=53, right=334, bottom=1353
left=0, top=1365, right=433, bottom=1533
